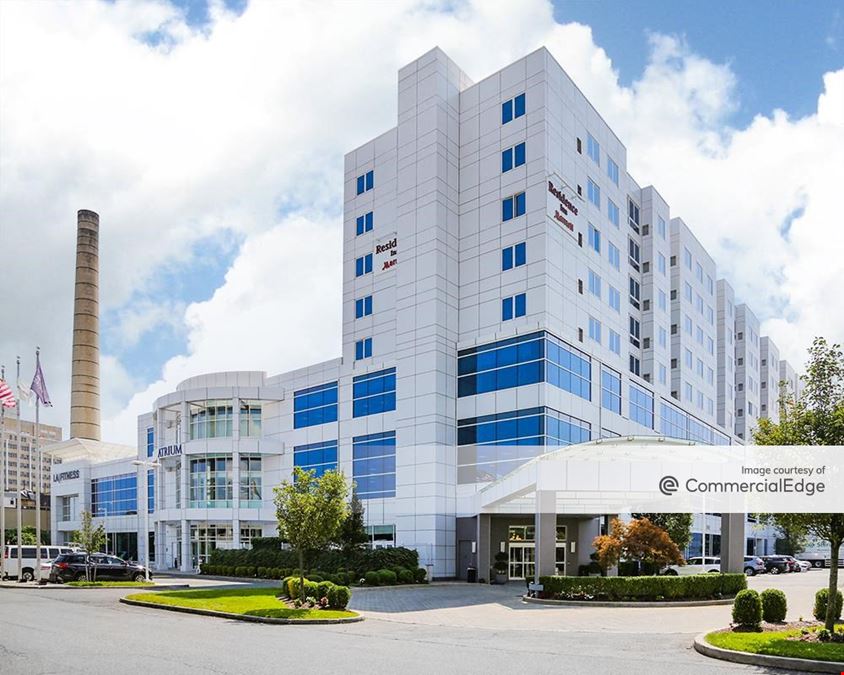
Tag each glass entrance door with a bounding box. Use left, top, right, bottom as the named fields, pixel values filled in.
left=508, top=544, right=535, bottom=580
left=555, top=544, right=566, bottom=576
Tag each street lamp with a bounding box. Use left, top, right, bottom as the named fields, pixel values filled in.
left=132, top=460, right=160, bottom=582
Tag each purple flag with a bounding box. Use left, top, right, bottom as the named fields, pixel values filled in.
left=30, top=353, right=52, bottom=407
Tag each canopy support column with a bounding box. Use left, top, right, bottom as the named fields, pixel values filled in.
left=534, top=490, right=557, bottom=584
left=720, top=512, right=744, bottom=573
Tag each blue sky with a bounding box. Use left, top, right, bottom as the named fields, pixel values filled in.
left=553, top=0, right=843, bottom=126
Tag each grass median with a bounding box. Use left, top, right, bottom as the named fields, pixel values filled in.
left=67, top=581, right=156, bottom=588
left=705, top=626, right=844, bottom=663
left=125, top=586, right=358, bottom=620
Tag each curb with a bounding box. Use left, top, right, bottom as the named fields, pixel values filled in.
left=119, top=597, right=364, bottom=625
left=0, top=582, right=190, bottom=591
left=522, top=595, right=734, bottom=608
left=693, top=631, right=843, bottom=673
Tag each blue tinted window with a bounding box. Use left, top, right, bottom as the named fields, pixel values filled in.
left=502, top=297, right=513, bottom=321
left=355, top=338, right=372, bottom=361
left=587, top=178, right=600, bottom=208
left=502, top=99, right=513, bottom=124
left=356, top=175, right=365, bottom=195
left=355, top=253, right=373, bottom=277
left=353, top=431, right=396, bottom=498
left=293, top=381, right=338, bottom=429
left=356, top=171, right=374, bottom=195
left=355, top=295, right=373, bottom=319
left=294, top=440, right=338, bottom=478
left=502, top=148, right=513, bottom=172
left=502, top=196, right=514, bottom=221
left=356, top=211, right=373, bottom=236
left=515, top=192, right=526, bottom=216
left=601, top=368, right=621, bottom=414
left=502, top=246, right=513, bottom=270
left=514, top=142, right=525, bottom=166
left=352, top=368, right=396, bottom=418
left=629, top=383, right=654, bottom=429
left=514, top=93, right=525, bottom=117
left=365, top=170, right=373, bottom=190
left=514, top=293, right=526, bottom=317
left=146, top=427, right=154, bottom=458
left=514, top=242, right=526, bottom=266
left=147, top=470, right=154, bottom=513
left=91, top=473, right=138, bottom=516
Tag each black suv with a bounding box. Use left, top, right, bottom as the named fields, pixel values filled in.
left=49, top=553, right=152, bottom=583
left=761, top=555, right=790, bottom=574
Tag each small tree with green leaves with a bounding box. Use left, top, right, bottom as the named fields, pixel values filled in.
left=337, top=489, right=369, bottom=555
left=274, top=467, right=349, bottom=602
left=72, top=510, right=105, bottom=582
left=632, top=513, right=693, bottom=551
left=755, top=337, right=844, bottom=631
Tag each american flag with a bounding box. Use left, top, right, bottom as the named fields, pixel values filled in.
left=0, top=379, right=16, bottom=408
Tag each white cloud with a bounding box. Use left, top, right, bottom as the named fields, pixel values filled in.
left=1, top=0, right=841, bottom=444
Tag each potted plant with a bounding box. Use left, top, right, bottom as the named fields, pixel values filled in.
left=493, top=552, right=509, bottom=584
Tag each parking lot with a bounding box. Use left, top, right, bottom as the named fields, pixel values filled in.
left=0, top=568, right=834, bottom=674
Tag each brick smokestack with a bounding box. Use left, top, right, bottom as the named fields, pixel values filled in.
left=70, top=209, right=101, bottom=440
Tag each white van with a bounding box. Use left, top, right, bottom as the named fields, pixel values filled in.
left=2, top=545, right=74, bottom=582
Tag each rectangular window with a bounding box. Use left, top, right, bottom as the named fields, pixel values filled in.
left=587, top=133, right=600, bottom=165
left=294, top=440, right=338, bottom=478
left=502, top=242, right=526, bottom=270
left=696, top=325, right=704, bottom=345
left=502, top=142, right=526, bottom=172
left=684, top=247, right=692, bottom=269
left=456, top=407, right=590, bottom=484
left=355, top=253, right=373, bottom=277
left=684, top=314, right=693, bottom=334
left=658, top=363, right=668, bottom=385
left=458, top=331, right=591, bottom=401
left=608, top=242, right=620, bottom=269
left=353, top=431, right=396, bottom=499
left=658, top=289, right=667, bottom=311
left=189, top=400, right=233, bottom=439
left=629, top=276, right=640, bottom=308
left=657, top=216, right=666, bottom=239
left=608, top=285, right=620, bottom=312
left=588, top=317, right=601, bottom=344
left=240, top=400, right=262, bottom=437
left=658, top=252, right=666, bottom=275
left=501, top=93, right=526, bottom=124
left=356, top=170, right=374, bottom=195
left=588, top=224, right=601, bottom=253
left=588, top=270, right=602, bottom=298
left=629, top=383, right=654, bottom=429
left=146, top=427, right=154, bottom=458
left=91, top=473, right=138, bottom=516
left=696, top=262, right=704, bottom=282
left=355, top=337, right=373, bottom=360
left=629, top=355, right=640, bottom=376
left=502, top=293, right=527, bottom=321
left=355, top=295, right=373, bottom=318
left=707, top=275, right=714, bottom=295
left=684, top=282, right=693, bottom=301
left=355, top=211, right=373, bottom=236
left=502, top=192, right=526, bottom=221
left=352, top=368, right=396, bottom=418
left=684, top=348, right=693, bottom=368
left=188, top=456, right=233, bottom=508
left=601, top=368, right=621, bottom=413
left=607, top=199, right=619, bottom=227
left=628, top=238, right=640, bottom=270
left=658, top=326, right=667, bottom=348
left=587, top=178, right=601, bottom=208
left=628, top=200, right=640, bottom=232
left=609, top=329, right=621, bottom=355
left=607, top=157, right=619, bottom=186
left=294, top=381, right=338, bottom=428
left=629, top=316, right=640, bottom=348
left=239, top=455, right=262, bottom=506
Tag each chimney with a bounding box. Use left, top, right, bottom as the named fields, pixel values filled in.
left=70, top=209, right=101, bottom=440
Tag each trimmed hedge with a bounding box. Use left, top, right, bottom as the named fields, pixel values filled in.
left=760, top=588, right=787, bottom=623
left=207, top=545, right=418, bottom=575
left=814, top=588, right=843, bottom=622
left=538, top=573, right=746, bottom=601
left=732, top=589, right=762, bottom=628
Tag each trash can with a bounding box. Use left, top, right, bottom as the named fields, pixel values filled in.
left=467, top=566, right=477, bottom=583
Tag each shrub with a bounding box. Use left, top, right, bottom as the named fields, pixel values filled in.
left=257, top=567, right=267, bottom=578
left=309, top=573, right=324, bottom=582
left=813, top=588, right=843, bottom=622
left=304, top=580, right=319, bottom=600
left=288, top=577, right=308, bottom=599
left=365, top=571, right=380, bottom=586
left=398, top=568, right=414, bottom=584
left=317, top=581, right=334, bottom=600
left=539, top=574, right=746, bottom=602
left=414, top=567, right=427, bottom=583
left=732, top=589, right=762, bottom=628
left=760, top=588, right=787, bottom=623
left=328, top=584, right=352, bottom=609
left=378, top=569, right=397, bottom=585
left=251, top=537, right=284, bottom=551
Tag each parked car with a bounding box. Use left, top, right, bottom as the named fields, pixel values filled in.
left=761, top=555, right=791, bottom=574
left=663, top=556, right=721, bottom=576
left=797, top=560, right=812, bottom=572
left=3, top=545, right=74, bottom=582
left=49, top=553, right=152, bottom=583
left=743, top=555, right=766, bottom=576
left=781, top=555, right=801, bottom=573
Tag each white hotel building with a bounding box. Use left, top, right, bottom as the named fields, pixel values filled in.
left=50, top=47, right=801, bottom=577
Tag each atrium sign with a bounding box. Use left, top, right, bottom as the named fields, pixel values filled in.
left=547, top=175, right=580, bottom=238
left=157, top=444, right=182, bottom=459
left=375, top=234, right=398, bottom=275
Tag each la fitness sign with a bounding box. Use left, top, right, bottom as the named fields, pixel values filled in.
left=374, top=234, right=398, bottom=275
left=53, top=469, right=80, bottom=483
left=547, top=176, right=579, bottom=238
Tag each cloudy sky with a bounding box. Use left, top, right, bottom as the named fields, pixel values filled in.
left=1, top=0, right=842, bottom=444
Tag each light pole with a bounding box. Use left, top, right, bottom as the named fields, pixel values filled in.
left=132, top=460, right=160, bottom=582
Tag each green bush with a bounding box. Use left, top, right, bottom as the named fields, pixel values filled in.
left=327, top=584, right=352, bottom=609
left=760, top=588, right=787, bottom=623
left=414, top=567, right=427, bottom=583
left=304, top=580, right=319, bottom=599
left=316, top=581, right=334, bottom=600
left=309, top=573, right=324, bottom=582
left=365, top=570, right=380, bottom=586
left=398, top=568, right=414, bottom=584
left=250, top=537, right=284, bottom=551
left=378, top=569, right=397, bottom=585
left=814, top=588, right=843, bottom=622
left=732, top=589, right=762, bottom=628
left=538, top=574, right=746, bottom=602
left=257, top=566, right=267, bottom=578
left=287, top=577, right=307, bottom=599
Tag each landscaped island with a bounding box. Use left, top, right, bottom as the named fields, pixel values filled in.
left=535, top=574, right=747, bottom=602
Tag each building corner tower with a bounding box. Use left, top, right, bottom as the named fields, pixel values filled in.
left=69, top=209, right=101, bottom=441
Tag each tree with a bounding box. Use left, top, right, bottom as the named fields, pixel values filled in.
left=72, top=510, right=105, bottom=582
left=274, top=467, right=349, bottom=601
left=754, top=337, right=844, bottom=631
left=592, top=517, right=684, bottom=573
left=4, top=527, right=49, bottom=545
left=632, top=513, right=692, bottom=550
left=337, top=489, right=368, bottom=555
left=772, top=519, right=808, bottom=556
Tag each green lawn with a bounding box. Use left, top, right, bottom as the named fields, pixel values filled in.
left=125, top=587, right=357, bottom=620
left=67, top=581, right=156, bottom=588
left=706, top=626, right=844, bottom=663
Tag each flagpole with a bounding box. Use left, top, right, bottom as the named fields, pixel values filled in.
left=1, top=364, right=7, bottom=580
left=35, top=348, right=42, bottom=584
left=15, top=356, right=22, bottom=581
